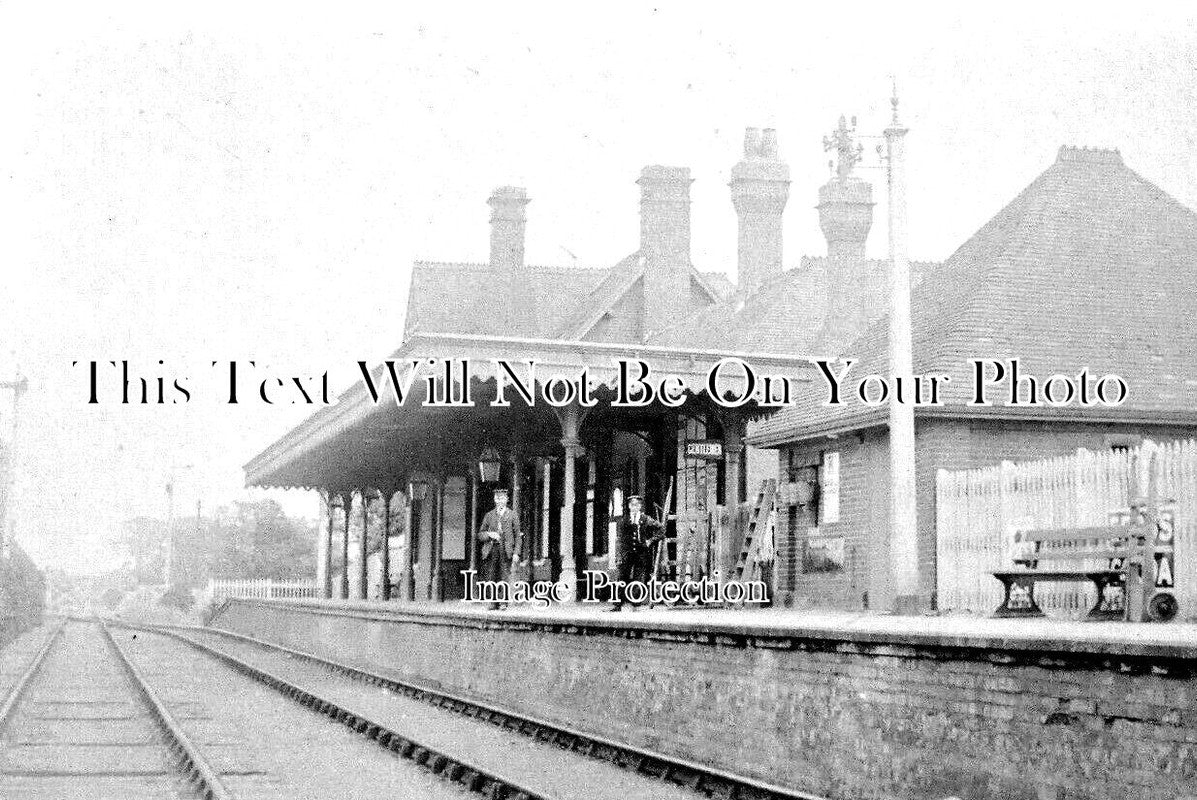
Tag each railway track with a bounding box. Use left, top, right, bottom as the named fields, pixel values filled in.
left=123, top=620, right=827, bottom=800
left=0, top=618, right=232, bottom=800
left=3, top=616, right=720, bottom=799
left=3, top=618, right=522, bottom=799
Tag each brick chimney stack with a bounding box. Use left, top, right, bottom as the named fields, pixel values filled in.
left=817, top=115, right=874, bottom=263
left=637, top=166, right=692, bottom=339
left=488, top=186, right=536, bottom=336
left=730, top=127, right=790, bottom=295
left=817, top=177, right=873, bottom=262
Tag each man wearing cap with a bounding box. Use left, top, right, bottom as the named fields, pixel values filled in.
left=609, top=495, right=664, bottom=611
left=477, top=488, right=521, bottom=610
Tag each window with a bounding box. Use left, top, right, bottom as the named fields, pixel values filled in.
left=787, top=463, right=820, bottom=522
left=441, top=478, right=467, bottom=561
left=819, top=451, right=840, bottom=525
left=786, top=448, right=845, bottom=575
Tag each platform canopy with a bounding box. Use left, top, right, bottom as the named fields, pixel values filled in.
left=244, top=331, right=821, bottom=491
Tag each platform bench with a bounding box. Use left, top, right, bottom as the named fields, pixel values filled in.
left=992, top=526, right=1136, bottom=621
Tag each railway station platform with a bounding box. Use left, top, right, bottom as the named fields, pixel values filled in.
left=207, top=598, right=1197, bottom=800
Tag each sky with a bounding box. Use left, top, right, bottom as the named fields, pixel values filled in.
left=3, top=2, right=1197, bottom=573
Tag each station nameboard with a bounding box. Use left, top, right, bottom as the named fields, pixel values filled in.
left=685, top=440, right=723, bottom=460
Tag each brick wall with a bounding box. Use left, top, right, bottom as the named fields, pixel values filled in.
left=214, top=600, right=1197, bottom=800
left=776, top=428, right=890, bottom=610
left=776, top=418, right=1197, bottom=610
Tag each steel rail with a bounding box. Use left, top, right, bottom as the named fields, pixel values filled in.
left=0, top=619, right=63, bottom=736
left=125, top=621, right=827, bottom=800
left=114, top=621, right=548, bottom=800
left=98, top=619, right=236, bottom=800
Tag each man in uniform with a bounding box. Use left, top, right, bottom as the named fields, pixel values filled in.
left=477, top=488, right=520, bottom=610
left=609, top=495, right=664, bottom=611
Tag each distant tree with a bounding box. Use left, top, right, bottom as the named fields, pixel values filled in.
left=165, top=498, right=316, bottom=587
left=120, top=516, right=165, bottom=585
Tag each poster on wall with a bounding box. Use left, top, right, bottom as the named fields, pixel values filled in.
left=820, top=451, right=840, bottom=525
left=802, top=535, right=845, bottom=573
left=441, top=477, right=467, bottom=561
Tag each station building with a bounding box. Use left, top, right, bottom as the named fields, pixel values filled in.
left=235, top=126, right=1197, bottom=800
left=247, top=124, right=1197, bottom=613
left=245, top=128, right=829, bottom=602
left=749, top=145, right=1197, bottom=611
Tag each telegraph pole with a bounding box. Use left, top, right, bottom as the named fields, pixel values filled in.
left=163, top=463, right=194, bottom=587
left=0, top=367, right=29, bottom=561
left=164, top=479, right=175, bottom=586
left=884, top=85, right=920, bottom=612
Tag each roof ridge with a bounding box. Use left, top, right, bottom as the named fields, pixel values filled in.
left=799, top=254, right=940, bottom=267
left=412, top=259, right=608, bottom=271
left=1056, top=145, right=1123, bottom=165
left=413, top=259, right=488, bottom=268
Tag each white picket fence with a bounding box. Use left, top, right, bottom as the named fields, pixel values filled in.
left=204, top=578, right=320, bottom=602
left=936, top=439, right=1197, bottom=619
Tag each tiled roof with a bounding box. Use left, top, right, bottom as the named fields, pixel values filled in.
left=749, top=145, right=1197, bottom=445
left=551, top=256, right=732, bottom=341
left=403, top=261, right=609, bottom=340
left=699, top=271, right=737, bottom=301
left=405, top=256, right=734, bottom=344
left=649, top=256, right=936, bottom=355
left=552, top=253, right=642, bottom=339
left=649, top=261, right=838, bottom=354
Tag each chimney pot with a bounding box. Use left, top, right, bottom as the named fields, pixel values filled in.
left=761, top=128, right=778, bottom=158
left=743, top=127, right=762, bottom=158
left=730, top=127, right=789, bottom=296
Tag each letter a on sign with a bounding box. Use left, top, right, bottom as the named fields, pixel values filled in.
left=1156, top=554, right=1175, bottom=588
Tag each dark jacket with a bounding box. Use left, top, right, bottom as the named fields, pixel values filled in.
left=478, top=507, right=520, bottom=564
left=616, top=512, right=664, bottom=565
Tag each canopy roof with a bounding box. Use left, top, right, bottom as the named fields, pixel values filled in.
left=245, top=332, right=818, bottom=489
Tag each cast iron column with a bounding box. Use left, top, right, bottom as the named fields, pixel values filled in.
left=356, top=491, right=370, bottom=600
left=339, top=491, right=351, bottom=600
left=404, top=484, right=416, bottom=601
left=379, top=488, right=393, bottom=601
left=466, top=472, right=478, bottom=577
left=558, top=403, right=584, bottom=601
left=508, top=440, right=523, bottom=581
left=428, top=478, right=444, bottom=601
left=320, top=490, right=334, bottom=599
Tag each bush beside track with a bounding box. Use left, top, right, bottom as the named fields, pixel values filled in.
left=0, top=542, right=45, bottom=647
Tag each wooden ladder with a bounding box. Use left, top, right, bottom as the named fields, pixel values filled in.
left=650, top=478, right=677, bottom=584
left=733, top=479, right=777, bottom=582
